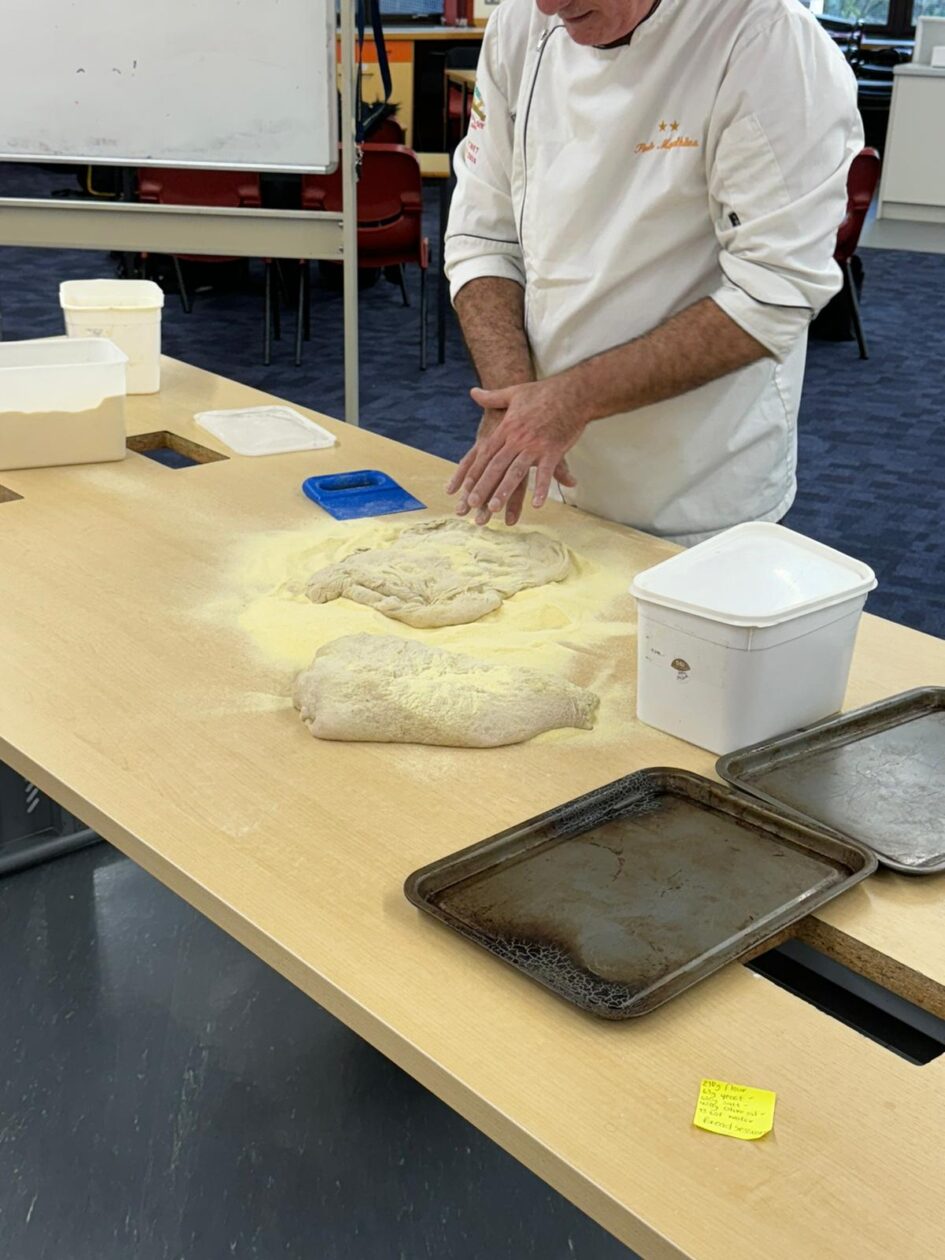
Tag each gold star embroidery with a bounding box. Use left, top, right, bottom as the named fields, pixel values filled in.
left=670, top=120, right=680, bottom=131
left=658, top=120, right=667, bottom=132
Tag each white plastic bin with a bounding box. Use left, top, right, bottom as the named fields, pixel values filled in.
left=0, top=337, right=127, bottom=471
left=60, top=279, right=164, bottom=394
left=630, top=523, right=877, bottom=754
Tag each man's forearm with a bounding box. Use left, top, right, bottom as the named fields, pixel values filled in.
left=566, top=297, right=770, bottom=423
left=447, top=291, right=773, bottom=522
left=454, top=277, right=534, bottom=389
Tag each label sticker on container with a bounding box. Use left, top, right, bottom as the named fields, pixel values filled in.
left=693, top=1079, right=776, bottom=1140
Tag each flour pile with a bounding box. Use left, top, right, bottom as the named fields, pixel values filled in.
left=293, top=633, right=599, bottom=747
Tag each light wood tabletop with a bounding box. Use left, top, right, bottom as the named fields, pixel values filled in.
left=418, top=150, right=451, bottom=179
left=445, top=67, right=478, bottom=89
left=0, top=358, right=943, bottom=1260
left=383, top=25, right=484, bottom=41
left=335, top=26, right=483, bottom=41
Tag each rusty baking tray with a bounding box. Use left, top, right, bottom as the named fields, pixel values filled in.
left=404, top=769, right=876, bottom=1019
left=717, top=687, right=945, bottom=875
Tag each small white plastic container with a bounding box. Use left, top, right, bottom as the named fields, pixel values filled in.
left=0, top=337, right=127, bottom=471
left=630, top=523, right=877, bottom=755
left=60, top=279, right=164, bottom=394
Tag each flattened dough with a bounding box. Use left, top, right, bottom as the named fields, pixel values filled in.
left=305, top=517, right=571, bottom=628
left=293, top=634, right=599, bottom=747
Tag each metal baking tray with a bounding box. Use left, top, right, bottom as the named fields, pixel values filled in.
left=404, top=769, right=876, bottom=1019
left=717, top=687, right=945, bottom=875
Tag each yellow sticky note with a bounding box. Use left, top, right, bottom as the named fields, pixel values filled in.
left=693, top=1079, right=776, bottom=1141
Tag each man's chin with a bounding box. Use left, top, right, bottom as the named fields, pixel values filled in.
left=564, top=21, right=602, bottom=44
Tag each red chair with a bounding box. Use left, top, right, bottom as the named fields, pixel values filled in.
left=137, top=168, right=282, bottom=364
left=299, top=144, right=430, bottom=370
left=835, top=147, right=881, bottom=360
left=446, top=82, right=473, bottom=148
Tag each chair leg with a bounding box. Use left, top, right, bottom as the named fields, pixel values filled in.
left=437, top=175, right=449, bottom=365
left=295, top=262, right=306, bottom=368
left=302, top=261, right=312, bottom=341
left=396, top=263, right=410, bottom=308
left=172, top=256, right=192, bottom=314
left=843, top=259, right=868, bottom=360
left=419, top=267, right=428, bottom=372
left=274, top=260, right=289, bottom=303
left=270, top=261, right=282, bottom=342
left=264, top=260, right=273, bottom=366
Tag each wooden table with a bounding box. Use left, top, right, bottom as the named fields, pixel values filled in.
left=418, top=151, right=451, bottom=180
left=1, top=359, right=943, bottom=1260
left=445, top=67, right=478, bottom=90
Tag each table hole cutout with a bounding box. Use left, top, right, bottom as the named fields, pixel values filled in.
left=0, top=484, right=23, bottom=504
left=127, top=431, right=228, bottom=469
left=746, top=939, right=945, bottom=1065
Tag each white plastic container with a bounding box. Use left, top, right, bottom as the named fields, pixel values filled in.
left=630, top=523, right=877, bottom=755
left=0, top=337, right=127, bottom=471
left=60, top=279, right=164, bottom=394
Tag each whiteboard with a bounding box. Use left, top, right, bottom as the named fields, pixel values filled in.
left=0, top=0, right=338, bottom=172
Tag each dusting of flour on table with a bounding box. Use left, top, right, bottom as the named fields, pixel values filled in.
left=207, top=514, right=642, bottom=747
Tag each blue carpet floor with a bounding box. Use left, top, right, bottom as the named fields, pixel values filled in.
left=2, top=161, right=944, bottom=635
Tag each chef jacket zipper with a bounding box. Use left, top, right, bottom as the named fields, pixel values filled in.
left=518, top=25, right=562, bottom=254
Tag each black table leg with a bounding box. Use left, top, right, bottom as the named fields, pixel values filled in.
left=437, top=171, right=449, bottom=365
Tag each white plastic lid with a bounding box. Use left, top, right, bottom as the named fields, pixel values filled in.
left=630, top=523, right=877, bottom=627
left=0, top=335, right=128, bottom=369
left=193, top=405, right=337, bottom=456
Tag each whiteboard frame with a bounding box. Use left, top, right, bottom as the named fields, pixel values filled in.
left=0, top=0, right=339, bottom=175
left=0, top=2, right=360, bottom=424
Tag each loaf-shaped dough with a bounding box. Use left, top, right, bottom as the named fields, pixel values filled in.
left=293, top=634, right=599, bottom=747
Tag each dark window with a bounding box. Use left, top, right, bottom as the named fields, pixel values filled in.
left=810, top=0, right=938, bottom=36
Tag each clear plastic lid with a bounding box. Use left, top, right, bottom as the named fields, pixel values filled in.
left=630, top=523, right=877, bottom=627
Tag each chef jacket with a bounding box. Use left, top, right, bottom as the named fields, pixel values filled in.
left=445, top=0, right=863, bottom=542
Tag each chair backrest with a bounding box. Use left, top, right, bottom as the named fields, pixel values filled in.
left=137, top=168, right=262, bottom=208
left=835, top=147, right=881, bottom=264
left=445, top=46, right=480, bottom=71
left=366, top=115, right=406, bottom=146
left=301, top=144, right=421, bottom=223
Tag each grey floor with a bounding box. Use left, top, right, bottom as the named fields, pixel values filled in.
left=0, top=843, right=637, bottom=1260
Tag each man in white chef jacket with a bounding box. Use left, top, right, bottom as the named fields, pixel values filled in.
left=443, top=0, right=863, bottom=543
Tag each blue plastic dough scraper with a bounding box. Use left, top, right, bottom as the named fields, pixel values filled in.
left=301, top=470, right=426, bottom=520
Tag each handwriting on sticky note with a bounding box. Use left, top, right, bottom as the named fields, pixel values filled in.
left=693, top=1079, right=776, bottom=1141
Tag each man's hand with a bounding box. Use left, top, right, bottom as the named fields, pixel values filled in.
left=446, top=378, right=585, bottom=526
left=449, top=407, right=529, bottom=527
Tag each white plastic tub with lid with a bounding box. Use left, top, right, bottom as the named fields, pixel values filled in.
left=60, top=279, right=164, bottom=394
left=630, top=523, right=878, bottom=754
left=0, top=337, right=127, bottom=471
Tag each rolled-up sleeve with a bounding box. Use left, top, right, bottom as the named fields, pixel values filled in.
left=444, top=11, right=525, bottom=302
left=706, top=13, right=864, bottom=361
